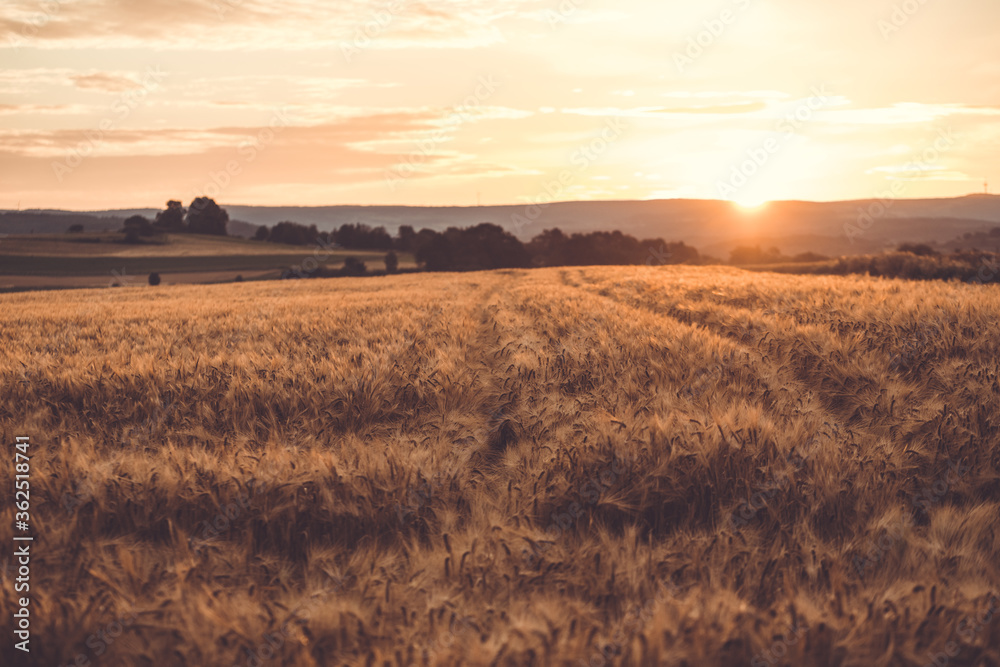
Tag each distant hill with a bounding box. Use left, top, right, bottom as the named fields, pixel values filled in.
left=4, top=195, right=1000, bottom=257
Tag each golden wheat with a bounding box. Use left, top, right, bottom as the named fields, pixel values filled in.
left=1, top=266, right=998, bottom=666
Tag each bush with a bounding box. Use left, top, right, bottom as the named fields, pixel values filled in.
left=123, top=215, right=155, bottom=237
left=341, top=257, right=367, bottom=277
left=384, top=251, right=399, bottom=274
left=148, top=272, right=161, bottom=286
left=791, top=252, right=829, bottom=263
left=780, top=250, right=1000, bottom=283
left=897, top=243, right=938, bottom=257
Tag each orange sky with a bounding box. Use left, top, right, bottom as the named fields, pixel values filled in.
left=1, top=0, right=998, bottom=210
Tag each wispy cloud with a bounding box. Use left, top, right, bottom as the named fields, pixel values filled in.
left=653, top=102, right=769, bottom=115
left=819, top=103, right=1000, bottom=126
left=0, top=111, right=444, bottom=158
left=0, top=104, right=92, bottom=116
left=0, top=0, right=534, bottom=50
left=70, top=72, right=148, bottom=92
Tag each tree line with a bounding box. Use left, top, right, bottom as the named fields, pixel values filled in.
left=125, top=200, right=703, bottom=275
left=253, top=219, right=702, bottom=272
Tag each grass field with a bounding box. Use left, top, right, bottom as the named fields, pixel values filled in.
left=1, top=266, right=998, bottom=666
left=0, top=253, right=397, bottom=277
left=0, top=234, right=320, bottom=258
left=0, top=233, right=414, bottom=290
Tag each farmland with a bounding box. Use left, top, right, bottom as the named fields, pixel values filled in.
left=0, top=234, right=412, bottom=291
left=1, top=265, right=998, bottom=666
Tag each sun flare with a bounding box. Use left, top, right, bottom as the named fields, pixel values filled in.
left=731, top=197, right=771, bottom=213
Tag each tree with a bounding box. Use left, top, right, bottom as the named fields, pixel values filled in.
left=154, top=200, right=186, bottom=231
left=186, top=197, right=228, bottom=236
left=526, top=228, right=568, bottom=266
left=384, top=251, right=399, bottom=274
left=68, top=224, right=84, bottom=233
left=335, top=223, right=393, bottom=250
left=253, top=226, right=270, bottom=242
left=525, top=228, right=699, bottom=267
left=396, top=225, right=416, bottom=252
left=123, top=215, right=155, bottom=237
left=444, top=223, right=530, bottom=271
left=415, top=229, right=453, bottom=271
left=341, top=257, right=367, bottom=277
left=148, top=272, right=161, bottom=286
left=268, top=221, right=319, bottom=246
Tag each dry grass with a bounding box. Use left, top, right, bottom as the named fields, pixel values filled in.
left=1, top=265, right=998, bottom=666
left=0, top=234, right=320, bottom=257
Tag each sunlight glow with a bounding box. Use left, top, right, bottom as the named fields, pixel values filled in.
left=731, top=197, right=771, bottom=213
left=1, top=0, right=998, bottom=208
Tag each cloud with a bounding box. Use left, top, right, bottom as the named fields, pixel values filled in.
left=0, top=68, right=76, bottom=94
left=0, top=103, right=91, bottom=116
left=659, top=91, right=789, bottom=100
left=70, top=72, right=145, bottom=92
left=0, top=0, right=534, bottom=50
left=0, top=110, right=444, bottom=159
left=0, top=67, right=159, bottom=95
left=819, top=103, right=1000, bottom=126
left=653, top=102, right=769, bottom=115
left=174, top=75, right=376, bottom=106
left=868, top=165, right=972, bottom=182
left=557, top=104, right=774, bottom=119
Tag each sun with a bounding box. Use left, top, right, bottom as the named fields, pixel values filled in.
left=731, top=196, right=771, bottom=212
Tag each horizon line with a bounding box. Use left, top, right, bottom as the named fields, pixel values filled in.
left=4, top=192, right=998, bottom=215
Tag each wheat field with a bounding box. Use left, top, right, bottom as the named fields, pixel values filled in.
left=1, top=266, right=999, bottom=666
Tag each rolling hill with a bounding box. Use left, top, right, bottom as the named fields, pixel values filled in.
left=5, top=195, right=1000, bottom=258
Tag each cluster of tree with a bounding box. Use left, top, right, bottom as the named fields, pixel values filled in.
left=258, top=219, right=701, bottom=273
left=256, top=221, right=322, bottom=246
left=121, top=214, right=158, bottom=242
left=527, top=229, right=700, bottom=267
left=121, top=199, right=230, bottom=241
left=414, top=224, right=531, bottom=271
left=254, top=221, right=700, bottom=272
left=759, top=249, right=1000, bottom=284
left=728, top=245, right=829, bottom=265
left=896, top=242, right=938, bottom=257
left=334, top=223, right=394, bottom=250
left=282, top=256, right=371, bottom=280
left=253, top=221, right=395, bottom=249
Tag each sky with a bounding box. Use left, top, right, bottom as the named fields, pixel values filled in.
left=1, top=0, right=998, bottom=210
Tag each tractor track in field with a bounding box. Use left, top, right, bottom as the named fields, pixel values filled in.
left=568, top=267, right=942, bottom=438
